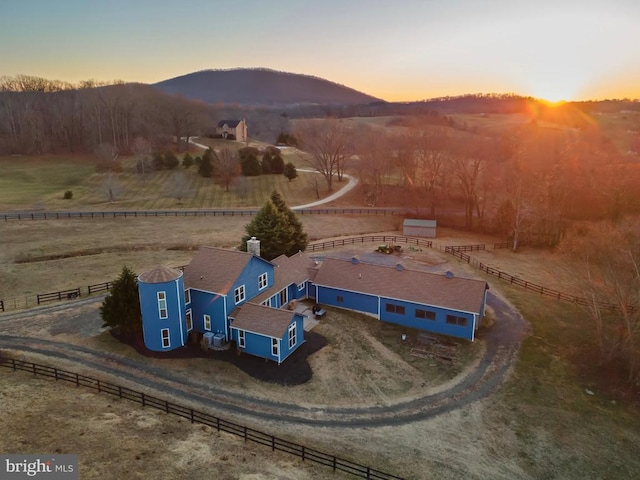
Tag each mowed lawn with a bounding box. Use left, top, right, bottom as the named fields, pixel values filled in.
left=0, top=153, right=322, bottom=211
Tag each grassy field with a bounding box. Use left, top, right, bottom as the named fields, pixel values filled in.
left=0, top=372, right=345, bottom=480
left=0, top=148, right=324, bottom=211
left=3, top=223, right=640, bottom=478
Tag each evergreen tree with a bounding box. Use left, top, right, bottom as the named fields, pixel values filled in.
left=100, top=266, right=141, bottom=337
left=182, top=152, right=194, bottom=168
left=198, top=148, right=214, bottom=177
left=239, top=147, right=261, bottom=176
left=270, top=190, right=308, bottom=253
left=240, top=200, right=295, bottom=260
left=283, top=162, right=298, bottom=182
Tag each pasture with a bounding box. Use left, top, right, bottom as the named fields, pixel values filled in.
left=1, top=214, right=640, bottom=479
left=0, top=148, right=324, bottom=211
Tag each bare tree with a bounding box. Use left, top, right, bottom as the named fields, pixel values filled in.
left=168, top=171, right=194, bottom=203
left=353, top=125, right=394, bottom=206
left=564, top=219, right=640, bottom=384
left=94, top=142, right=120, bottom=172
left=102, top=172, right=125, bottom=203
left=213, top=148, right=240, bottom=192
left=131, top=136, right=152, bottom=184
left=294, top=118, right=351, bottom=191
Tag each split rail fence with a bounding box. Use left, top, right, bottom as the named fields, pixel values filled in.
left=0, top=357, right=404, bottom=480
left=1, top=208, right=409, bottom=222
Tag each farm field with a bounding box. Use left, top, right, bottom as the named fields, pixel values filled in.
left=0, top=148, right=327, bottom=211
left=2, top=215, right=640, bottom=478
left=0, top=372, right=343, bottom=480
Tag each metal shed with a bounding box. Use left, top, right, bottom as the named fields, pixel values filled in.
left=403, top=219, right=437, bottom=238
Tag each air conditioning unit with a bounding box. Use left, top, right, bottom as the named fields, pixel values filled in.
left=213, top=333, right=226, bottom=348
left=203, top=332, right=215, bottom=348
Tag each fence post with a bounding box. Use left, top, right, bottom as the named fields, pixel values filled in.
left=271, top=435, right=275, bottom=451
left=32, top=363, right=37, bottom=376
left=54, top=368, right=58, bottom=381
left=141, top=392, right=146, bottom=407
left=118, top=386, right=122, bottom=398
left=216, top=417, right=220, bottom=431
left=301, top=446, right=305, bottom=461
left=190, top=409, right=194, bottom=423
left=97, top=379, right=101, bottom=393
left=165, top=400, right=169, bottom=413
left=75, top=373, right=79, bottom=386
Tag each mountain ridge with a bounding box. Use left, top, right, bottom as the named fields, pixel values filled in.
left=151, top=68, right=382, bottom=107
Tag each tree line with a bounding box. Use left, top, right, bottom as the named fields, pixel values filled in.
left=293, top=117, right=640, bottom=247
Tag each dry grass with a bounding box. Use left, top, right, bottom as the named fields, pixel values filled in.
left=0, top=215, right=400, bottom=302
left=2, top=216, right=640, bottom=479
left=0, top=152, right=322, bottom=211
left=0, top=372, right=347, bottom=480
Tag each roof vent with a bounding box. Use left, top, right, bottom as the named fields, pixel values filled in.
left=445, top=271, right=454, bottom=279
left=351, top=256, right=359, bottom=265
left=396, top=263, right=404, bottom=271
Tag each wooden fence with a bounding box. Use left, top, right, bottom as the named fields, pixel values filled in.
left=0, top=357, right=404, bottom=480
left=479, top=263, right=636, bottom=314
left=36, top=287, right=82, bottom=305
left=0, top=265, right=190, bottom=313
left=1, top=207, right=407, bottom=221
left=307, top=235, right=432, bottom=253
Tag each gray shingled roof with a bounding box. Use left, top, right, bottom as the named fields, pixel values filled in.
left=217, top=119, right=242, bottom=128
left=183, top=247, right=256, bottom=294
left=230, top=302, right=297, bottom=338
left=138, top=265, right=182, bottom=284
left=313, top=258, right=487, bottom=314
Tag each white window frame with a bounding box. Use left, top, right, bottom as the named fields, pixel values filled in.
left=204, top=314, right=211, bottom=331
left=288, top=323, right=296, bottom=349
left=258, top=272, right=268, bottom=290
left=297, top=282, right=305, bottom=291
left=272, top=338, right=279, bottom=356
left=234, top=285, right=246, bottom=304
left=157, top=291, right=168, bottom=319
left=238, top=330, right=245, bottom=348
left=184, top=289, right=191, bottom=304
left=161, top=328, right=170, bottom=348
left=186, top=309, right=193, bottom=331
left=279, top=289, right=287, bottom=306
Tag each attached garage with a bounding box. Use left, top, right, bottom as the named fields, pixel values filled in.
left=403, top=219, right=437, bottom=238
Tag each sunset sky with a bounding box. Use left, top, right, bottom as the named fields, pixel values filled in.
left=1, top=0, right=639, bottom=102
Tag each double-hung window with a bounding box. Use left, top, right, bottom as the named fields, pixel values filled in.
left=203, top=314, right=211, bottom=331
left=272, top=338, right=279, bottom=356
left=238, top=330, right=245, bottom=348
left=186, top=309, right=193, bottom=331
left=161, top=328, right=170, bottom=348
left=234, top=285, right=246, bottom=304
left=157, top=292, right=168, bottom=319
left=288, top=323, right=296, bottom=349
left=258, top=272, right=268, bottom=290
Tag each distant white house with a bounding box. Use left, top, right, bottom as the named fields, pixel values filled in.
left=216, top=119, right=248, bottom=143
left=403, top=219, right=437, bottom=238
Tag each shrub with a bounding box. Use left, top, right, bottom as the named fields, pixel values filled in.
left=63, top=190, right=73, bottom=199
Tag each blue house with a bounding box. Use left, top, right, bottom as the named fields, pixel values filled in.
left=229, top=303, right=305, bottom=364
left=138, top=266, right=188, bottom=351
left=137, top=241, right=488, bottom=361
left=311, top=257, right=488, bottom=341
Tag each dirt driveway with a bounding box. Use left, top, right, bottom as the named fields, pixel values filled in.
left=0, top=289, right=528, bottom=427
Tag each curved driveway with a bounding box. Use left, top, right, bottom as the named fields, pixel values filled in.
left=0, top=291, right=527, bottom=427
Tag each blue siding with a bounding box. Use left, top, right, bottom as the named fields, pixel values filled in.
left=139, top=277, right=187, bottom=351
left=379, top=298, right=475, bottom=340
left=230, top=256, right=274, bottom=307
left=231, top=314, right=304, bottom=364
left=189, top=289, right=228, bottom=337
left=316, top=286, right=378, bottom=315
